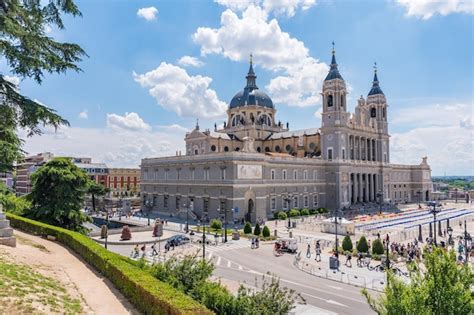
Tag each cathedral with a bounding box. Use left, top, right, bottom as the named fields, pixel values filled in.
left=140, top=47, right=433, bottom=222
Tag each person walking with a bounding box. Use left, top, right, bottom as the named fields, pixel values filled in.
left=255, top=237, right=260, bottom=249
left=345, top=252, right=352, bottom=267
left=133, top=244, right=140, bottom=258
left=306, top=243, right=311, bottom=258
left=315, top=241, right=321, bottom=262
left=251, top=238, right=255, bottom=249
left=140, top=244, right=146, bottom=258
left=151, top=242, right=158, bottom=256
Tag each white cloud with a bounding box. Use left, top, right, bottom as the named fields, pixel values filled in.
left=215, top=0, right=316, bottom=17
left=134, top=62, right=227, bottom=119
left=4, top=75, right=20, bottom=86
left=106, top=112, right=151, bottom=131
left=137, top=7, right=159, bottom=21
left=78, top=109, right=88, bottom=119
left=177, top=55, right=205, bottom=67
left=193, top=5, right=328, bottom=107
left=22, top=119, right=187, bottom=168
left=390, top=102, right=474, bottom=175
left=396, top=0, right=473, bottom=19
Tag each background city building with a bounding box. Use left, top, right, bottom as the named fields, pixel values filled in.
left=16, top=152, right=55, bottom=196
left=107, top=168, right=140, bottom=197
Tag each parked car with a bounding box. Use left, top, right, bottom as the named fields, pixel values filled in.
left=166, top=234, right=190, bottom=247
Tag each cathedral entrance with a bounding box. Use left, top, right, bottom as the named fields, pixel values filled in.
left=246, top=199, right=254, bottom=222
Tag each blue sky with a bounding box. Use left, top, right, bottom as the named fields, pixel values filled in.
left=10, top=0, right=473, bottom=175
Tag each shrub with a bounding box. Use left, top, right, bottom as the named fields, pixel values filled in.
left=121, top=225, right=132, bottom=240
left=210, top=219, right=222, bottom=231
left=253, top=223, right=261, bottom=236
left=372, top=238, right=385, bottom=255
left=277, top=211, right=287, bottom=220
left=300, top=209, right=310, bottom=216
left=262, top=226, right=270, bottom=237
left=288, top=209, right=300, bottom=217
left=342, top=235, right=353, bottom=252
left=357, top=235, right=369, bottom=253
left=317, top=207, right=328, bottom=214
left=243, top=222, right=252, bottom=234
left=6, top=213, right=210, bottom=314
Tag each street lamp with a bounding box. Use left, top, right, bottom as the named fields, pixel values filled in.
left=201, top=215, right=209, bottom=261
left=144, top=200, right=152, bottom=226
left=333, top=209, right=342, bottom=262
left=376, top=190, right=383, bottom=215
left=454, top=188, right=458, bottom=203
left=464, top=220, right=471, bottom=265
left=416, top=191, right=421, bottom=208
left=219, top=207, right=228, bottom=243
left=283, top=193, right=294, bottom=229
left=428, top=201, right=441, bottom=245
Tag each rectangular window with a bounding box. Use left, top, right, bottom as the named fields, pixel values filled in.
left=271, top=169, right=275, bottom=180
left=205, top=169, right=210, bottom=180
left=177, top=169, right=181, bottom=180
left=313, top=170, right=317, bottom=180
left=271, top=197, right=276, bottom=211
left=164, top=195, right=169, bottom=208
left=221, top=168, right=226, bottom=180
left=313, top=195, right=319, bottom=207
left=342, top=148, right=346, bottom=160
left=303, top=170, right=308, bottom=180
left=304, top=195, right=309, bottom=207
left=154, top=169, right=158, bottom=180
left=283, top=170, right=287, bottom=180
left=328, top=149, right=333, bottom=160
left=293, top=196, right=298, bottom=208
left=203, top=198, right=209, bottom=214
left=164, top=170, right=169, bottom=180
left=144, top=171, right=148, bottom=180
left=283, top=198, right=289, bottom=210
left=293, top=170, right=297, bottom=180
left=176, top=196, right=181, bottom=210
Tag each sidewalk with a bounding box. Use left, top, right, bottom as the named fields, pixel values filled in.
left=92, top=229, right=177, bottom=245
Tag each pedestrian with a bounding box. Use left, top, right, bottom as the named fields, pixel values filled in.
left=140, top=244, right=146, bottom=258
left=357, top=252, right=362, bottom=267
left=315, top=241, right=321, bottom=262
left=306, top=243, right=311, bottom=258
left=133, top=244, right=140, bottom=258
left=255, top=237, right=260, bottom=249
left=251, top=238, right=255, bottom=249
left=151, top=242, right=158, bottom=256
left=345, top=253, right=352, bottom=267
left=165, top=242, right=170, bottom=252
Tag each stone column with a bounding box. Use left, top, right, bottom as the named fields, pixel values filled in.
left=359, top=174, right=363, bottom=203
left=367, top=139, right=371, bottom=162
left=354, top=174, right=359, bottom=203
left=0, top=204, right=16, bottom=247
left=365, top=174, right=370, bottom=202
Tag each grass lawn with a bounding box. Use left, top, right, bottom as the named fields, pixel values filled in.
left=0, top=255, right=83, bottom=314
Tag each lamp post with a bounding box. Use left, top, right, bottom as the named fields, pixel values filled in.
left=464, top=220, right=471, bottom=265
left=333, top=210, right=342, bottom=262
left=184, top=202, right=190, bottom=233
left=118, top=197, right=123, bottom=221
left=105, top=207, right=110, bottom=249
left=455, top=188, right=458, bottom=203
left=201, top=215, right=208, bottom=261
left=385, top=234, right=390, bottom=270
left=283, top=193, right=294, bottom=229
left=376, top=190, right=383, bottom=215
left=416, top=191, right=421, bottom=207
left=428, top=201, right=441, bottom=245
left=144, top=200, right=152, bottom=226
left=220, top=207, right=228, bottom=243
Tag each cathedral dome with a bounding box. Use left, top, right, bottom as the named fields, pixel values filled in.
left=229, top=56, right=274, bottom=109
left=230, top=89, right=274, bottom=109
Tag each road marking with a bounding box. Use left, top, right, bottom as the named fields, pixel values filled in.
left=238, top=265, right=243, bottom=271
left=207, top=252, right=213, bottom=259
left=227, top=260, right=231, bottom=268
left=327, top=285, right=343, bottom=290
left=326, top=299, right=348, bottom=307
left=216, top=256, right=221, bottom=266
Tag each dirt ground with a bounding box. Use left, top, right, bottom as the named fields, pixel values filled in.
left=0, top=229, right=139, bottom=315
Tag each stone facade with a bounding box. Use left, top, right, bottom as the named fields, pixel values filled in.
left=141, top=49, right=433, bottom=222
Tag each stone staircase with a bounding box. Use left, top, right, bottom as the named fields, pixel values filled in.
left=0, top=207, right=16, bottom=247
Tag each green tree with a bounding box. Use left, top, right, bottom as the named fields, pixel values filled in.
left=372, top=238, right=384, bottom=255
left=26, top=157, right=91, bottom=232
left=0, top=0, right=86, bottom=172
left=342, top=235, right=353, bottom=252
left=357, top=235, right=369, bottom=253
left=253, top=223, right=261, bottom=236
left=0, top=182, right=30, bottom=214
left=87, top=181, right=107, bottom=214
left=363, top=248, right=473, bottom=314
left=210, top=219, right=222, bottom=231
left=277, top=211, right=287, bottom=220
left=243, top=222, right=252, bottom=234
left=262, top=225, right=271, bottom=238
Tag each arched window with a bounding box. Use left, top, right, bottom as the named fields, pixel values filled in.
left=211, top=145, right=216, bottom=152
left=194, top=150, right=198, bottom=155
left=232, top=114, right=244, bottom=127
left=327, top=95, right=333, bottom=107
left=309, top=142, right=316, bottom=150
left=235, top=147, right=240, bottom=152
left=265, top=147, right=270, bottom=152
left=224, top=146, right=229, bottom=152
left=256, top=147, right=261, bottom=153
left=275, top=145, right=281, bottom=152
left=383, top=107, right=386, bottom=118
left=285, top=144, right=292, bottom=152
left=341, top=95, right=344, bottom=107
left=258, top=114, right=271, bottom=126
left=370, top=107, right=376, bottom=118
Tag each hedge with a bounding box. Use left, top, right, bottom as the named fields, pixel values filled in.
left=6, top=213, right=211, bottom=315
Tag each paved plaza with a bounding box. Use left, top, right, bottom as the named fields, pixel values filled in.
left=97, top=201, right=473, bottom=314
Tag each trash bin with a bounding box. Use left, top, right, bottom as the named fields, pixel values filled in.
left=292, top=222, right=297, bottom=228
left=329, top=257, right=339, bottom=270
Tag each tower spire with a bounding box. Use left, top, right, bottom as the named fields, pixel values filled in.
left=368, top=62, right=384, bottom=96
left=245, top=53, right=257, bottom=89
left=325, top=41, right=343, bottom=81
